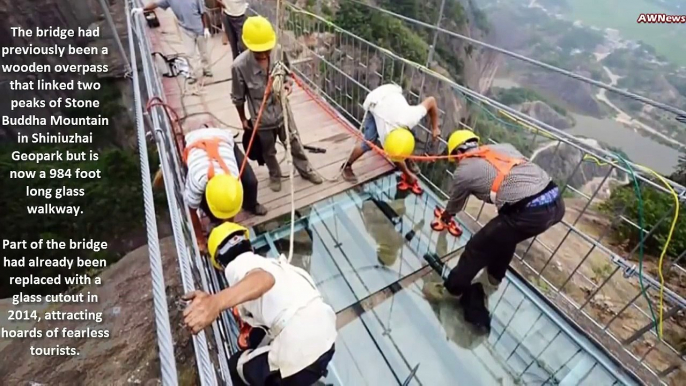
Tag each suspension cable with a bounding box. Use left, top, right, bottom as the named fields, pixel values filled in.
left=126, top=2, right=178, bottom=384
left=342, top=0, right=686, bottom=120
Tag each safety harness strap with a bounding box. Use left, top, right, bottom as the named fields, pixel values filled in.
left=459, top=146, right=525, bottom=203
left=182, top=138, right=233, bottom=179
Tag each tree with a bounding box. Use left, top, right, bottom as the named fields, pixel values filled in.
left=600, top=179, right=686, bottom=261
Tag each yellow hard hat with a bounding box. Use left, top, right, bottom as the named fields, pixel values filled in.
left=447, top=130, right=479, bottom=159
left=208, top=222, right=249, bottom=270
left=242, top=16, right=276, bottom=52
left=205, top=174, right=244, bottom=220
left=384, top=128, right=415, bottom=162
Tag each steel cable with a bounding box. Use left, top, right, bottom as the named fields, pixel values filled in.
left=126, top=3, right=179, bottom=385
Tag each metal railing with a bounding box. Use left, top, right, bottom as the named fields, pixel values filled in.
left=128, top=0, right=685, bottom=384
left=128, top=0, right=235, bottom=384
left=248, top=2, right=686, bottom=385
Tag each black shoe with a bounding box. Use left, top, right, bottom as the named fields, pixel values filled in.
left=246, top=203, right=268, bottom=216
left=459, top=283, right=491, bottom=334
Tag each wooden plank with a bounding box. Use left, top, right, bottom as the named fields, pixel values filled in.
left=149, top=10, right=394, bottom=230
left=253, top=152, right=389, bottom=206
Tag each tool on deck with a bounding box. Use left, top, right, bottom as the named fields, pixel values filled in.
left=431, top=206, right=463, bottom=237
left=304, top=144, right=326, bottom=154
left=397, top=173, right=423, bottom=195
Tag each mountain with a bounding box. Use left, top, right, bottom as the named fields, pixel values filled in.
left=531, top=137, right=626, bottom=193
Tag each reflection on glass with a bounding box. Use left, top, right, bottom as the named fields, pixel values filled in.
left=249, top=173, right=632, bottom=386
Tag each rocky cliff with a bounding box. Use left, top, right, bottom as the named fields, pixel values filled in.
left=281, top=0, right=501, bottom=142
left=531, top=137, right=627, bottom=192
left=517, top=100, right=575, bottom=129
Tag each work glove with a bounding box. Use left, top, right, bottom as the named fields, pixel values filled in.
left=131, top=7, right=143, bottom=16
left=204, top=28, right=211, bottom=39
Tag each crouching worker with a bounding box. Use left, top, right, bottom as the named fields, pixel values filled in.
left=184, top=127, right=268, bottom=222
left=439, top=130, right=566, bottom=331
left=182, top=222, right=337, bottom=385
left=341, top=83, right=440, bottom=194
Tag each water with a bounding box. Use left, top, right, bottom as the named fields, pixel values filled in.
left=491, top=78, right=680, bottom=174
left=248, top=173, right=635, bottom=386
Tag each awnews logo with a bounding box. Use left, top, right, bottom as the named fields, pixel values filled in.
left=637, top=13, right=686, bottom=23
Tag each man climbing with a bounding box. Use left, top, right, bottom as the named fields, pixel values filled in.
left=231, top=16, right=323, bottom=192
left=341, top=83, right=440, bottom=192
left=132, top=0, right=212, bottom=84
left=183, top=127, right=268, bottom=222
left=216, top=0, right=247, bottom=59
left=431, top=130, right=565, bottom=332
left=182, top=222, right=337, bottom=385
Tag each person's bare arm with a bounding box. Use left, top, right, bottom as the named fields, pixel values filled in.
left=420, top=96, right=440, bottom=139
left=202, top=13, right=210, bottom=30
left=143, top=2, right=159, bottom=11
left=216, top=0, right=225, bottom=8
left=182, top=269, right=275, bottom=334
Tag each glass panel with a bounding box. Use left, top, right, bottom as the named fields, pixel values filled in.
left=249, top=173, right=633, bottom=385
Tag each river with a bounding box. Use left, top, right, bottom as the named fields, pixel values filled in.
left=491, top=77, right=681, bottom=174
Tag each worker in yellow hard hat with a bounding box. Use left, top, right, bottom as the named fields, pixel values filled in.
left=430, top=129, right=565, bottom=333
left=184, top=222, right=337, bottom=386
left=341, top=84, right=440, bottom=194
left=231, top=16, right=323, bottom=193
left=182, top=127, right=267, bottom=224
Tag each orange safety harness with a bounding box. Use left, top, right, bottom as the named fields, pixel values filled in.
left=431, top=146, right=525, bottom=237
left=182, top=138, right=234, bottom=178
left=458, top=145, right=525, bottom=204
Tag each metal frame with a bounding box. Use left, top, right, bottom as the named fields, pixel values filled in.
left=247, top=3, right=686, bottom=384
left=131, top=1, right=685, bottom=384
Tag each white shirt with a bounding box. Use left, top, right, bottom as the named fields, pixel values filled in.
left=183, top=128, right=239, bottom=209
left=363, top=84, right=428, bottom=146
left=224, top=252, right=337, bottom=377
left=222, top=0, right=248, bottom=16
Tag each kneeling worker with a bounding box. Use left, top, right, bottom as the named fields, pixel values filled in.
left=439, top=130, right=565, bottom=330
left=182, top=222, right=337, bottom=385
left=341, top=83, right=440, bottom=192
left=184, top=127, right=268, bottom=222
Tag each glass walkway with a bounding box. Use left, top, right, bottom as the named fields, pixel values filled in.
left=236, top=173, right=638, bottom=386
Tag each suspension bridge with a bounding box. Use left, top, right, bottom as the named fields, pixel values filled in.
left=124, top=0, right=686, bottom=385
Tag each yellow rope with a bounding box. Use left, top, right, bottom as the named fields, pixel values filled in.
left=635, top=166, right=680, bottom=338
left=290, top=6, right=682, bottom=337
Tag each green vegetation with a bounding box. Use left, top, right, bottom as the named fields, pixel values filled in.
left=567, top=0, right=686, bottom=66
left=0, top=80, right=164, bottom=297
left=493, top=87, right=568, bottom=116
left=334, top=1, right=430, bottom=65
left=600, top=175, right=686, bottom=260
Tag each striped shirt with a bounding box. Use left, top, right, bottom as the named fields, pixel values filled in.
left=446, top=143, right=551, bottom=214
left=183, top=128, right=239, bottom=209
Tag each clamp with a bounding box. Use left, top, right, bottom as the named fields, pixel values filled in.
left=430, top=206, right=463, bottom=237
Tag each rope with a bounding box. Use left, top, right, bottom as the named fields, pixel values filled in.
left=238, top=76, right=274, bottom=177
left=287, top=5, right=686, bottom=197
left=272, top=62, right=297, bottom=264
left=614, top=155, right=658, bottom=336
left=581, top=154, right=680, bottom=340
left=341, top=0, right=686, bottom=121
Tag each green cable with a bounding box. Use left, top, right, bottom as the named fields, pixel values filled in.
left=615, top=153, right=659, bottom=335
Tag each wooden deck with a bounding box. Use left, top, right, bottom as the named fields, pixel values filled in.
left=147, top=9, right=393, bottom=227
